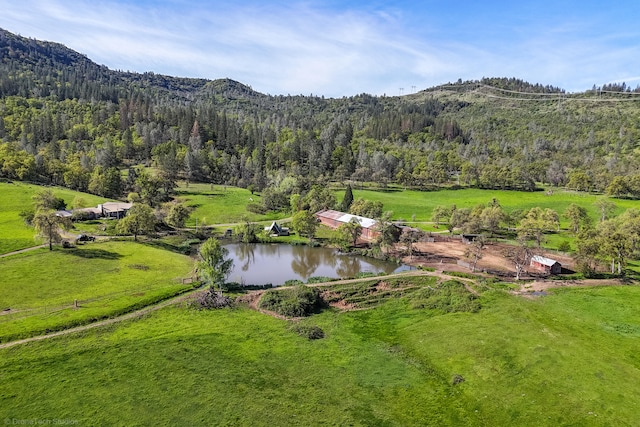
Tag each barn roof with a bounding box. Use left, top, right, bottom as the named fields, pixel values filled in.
left=531, top=255, right=560, bottom=267
left=101, top=202, right=133, bottom=213
left=315, top=209, right=377, bottom=229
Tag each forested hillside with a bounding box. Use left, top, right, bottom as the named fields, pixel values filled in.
left=2, top=27, right=640, bottom=204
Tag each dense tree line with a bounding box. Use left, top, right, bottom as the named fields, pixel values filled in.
left=2, top=28, right=640, bottom=202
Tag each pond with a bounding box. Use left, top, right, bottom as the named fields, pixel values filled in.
left=225, top=243, right=412, bottom=286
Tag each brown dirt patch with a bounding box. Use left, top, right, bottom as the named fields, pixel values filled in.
left=395, top=239, right=576, bottom=279
left=514, top=278, right=627, bottom=297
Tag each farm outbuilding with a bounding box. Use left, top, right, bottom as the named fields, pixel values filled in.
left=264, top=221, right=289, bottom=236
left=530, top=255, right=562, bottom=274
left=99, top=202, right=133, bottom=219
left=315, top=209, right=380, bottom=241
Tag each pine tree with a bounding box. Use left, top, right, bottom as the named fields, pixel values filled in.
left=339, top=184, right=354, bottom=212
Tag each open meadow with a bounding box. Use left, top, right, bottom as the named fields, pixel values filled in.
left=0, top=240, right=195, bottom=342
left=1, top=282, right=639, bottom=425
left=337, top=186, right=640, bottom=253
left=0, top=182, right=107, bottom=254
left=174, top=182, right=287, bottom=226
left=344, top=186, right=635, bottom=225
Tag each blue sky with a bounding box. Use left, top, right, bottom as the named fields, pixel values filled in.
left=1, top=0, right=639, bottom=97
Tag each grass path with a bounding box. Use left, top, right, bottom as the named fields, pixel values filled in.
left=0, top=244, right=46, bottom=258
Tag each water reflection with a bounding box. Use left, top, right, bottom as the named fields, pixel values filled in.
left=225, top=243, right=411, bottom=286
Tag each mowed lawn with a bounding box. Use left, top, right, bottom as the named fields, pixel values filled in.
left=1, top=285, right=639, bottom=425
left=0, top=182, right=107, bottom=254
left=0, top=240, right=195, bottom=342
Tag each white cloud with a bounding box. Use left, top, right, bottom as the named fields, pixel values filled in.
left=1, top=0, right=640, bottom=96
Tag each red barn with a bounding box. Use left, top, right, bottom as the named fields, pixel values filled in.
left=530, top=255, right=562, bottom=274
left=315, top=209, right=380, bottom=241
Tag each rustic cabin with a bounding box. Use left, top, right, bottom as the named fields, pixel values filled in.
left=264, top=221, right=290, bottom=236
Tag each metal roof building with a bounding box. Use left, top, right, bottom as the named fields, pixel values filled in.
left=315, top=209, right=379, bottom=241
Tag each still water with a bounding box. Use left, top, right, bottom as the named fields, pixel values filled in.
left=225, top=243, right=411, bottom=286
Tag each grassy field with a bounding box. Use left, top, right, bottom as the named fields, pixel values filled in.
left=339, top=186, right=640, bottom=251
left=1, top=282, right=639, bottom=425
left=344, top=186, right=635, bottom=225
left=0, top=182, right=107, bottom=254
left=174, top=182, right=287, bottom=226
left=0, top=240, right=195, bottom=342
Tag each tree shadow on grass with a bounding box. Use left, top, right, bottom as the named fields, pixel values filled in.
left=63, top=248, right=123, bottom=260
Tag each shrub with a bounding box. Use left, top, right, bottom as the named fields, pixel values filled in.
left=259, top=285, right=324, bottom=317
left=290, top=323, right=325, bottom=340
left=452, top=374, right=465, bottom=385
left=307, top=276, right=336, bottom=284
left=191, top=287, right=234, bottom=309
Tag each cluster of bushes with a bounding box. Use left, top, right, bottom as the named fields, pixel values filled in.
left=258, top=285, right=324, bottom=317
left=410, top=280, right=481, bottom=313
left=224, top=282, right=274, bottom=292
left=306, top=276, right=338, bottom=284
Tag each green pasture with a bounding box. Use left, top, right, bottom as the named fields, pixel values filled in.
left=0, top=182, right=107, bottom=254
left=0, top=240, right=195, bottom=342
left=344, top=186, right=635, bottom=225
left=1, top=283, right=639, bottom=425
left=341, top=186, right=640, bottom=251
left=174, top=182, right=286, bottom=226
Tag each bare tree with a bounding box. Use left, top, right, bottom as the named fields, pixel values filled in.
left=464, top=236, right=486, bottom=272
left=504, top=239, right=533, bottom=280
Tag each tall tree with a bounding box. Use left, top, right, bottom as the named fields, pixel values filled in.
left=563, top=203, right=590, bottom=234
left=349, top=198, right=383, bottom=218
left=399, top=228, right=423, bottom=259
left=197, top=238, right=234, bottom=294
left=464, top=236, right=486, bottom=272
left=33, top=210, right=72, bottom=250
left=337, top=218, right=363, bottom=248
left=374, top=211, right=399, bottom=250
left=518, top=207, right=559, bottom=247
left=431, top=205, right=450, bottom=228
left=116, top=203, right=156, bottom=241
left=292, top=210, right=318, bottom=239
left=594, top=200, right=617, bottom=222
left=339, top=183, right=354, bottom=212
left=32, top=189, right=66, bottom=211
left=480, top=206, right=504, bottom=236
left=504, top=239, right=533, bottom=280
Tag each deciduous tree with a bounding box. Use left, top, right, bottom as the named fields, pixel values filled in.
left=116, top=203, right=156, bottom=241
left=292, top=210, right=318, bottom=239
left=197, top=238, right=234, bottom=293
left=563, top=203, right=590, bottom=234
left=33, top=210, right=71, bottom=250
left=337, top=218, right=363, bottom=248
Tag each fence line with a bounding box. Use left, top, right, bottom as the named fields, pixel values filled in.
left=0, top=277, right=199, bottom=323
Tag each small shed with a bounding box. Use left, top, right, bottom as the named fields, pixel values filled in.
left=461, top=234, right=482, bottom=244
left=530, top=255, right=562, bottom=274
left=264, top=221, right=289, bottom=236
